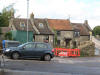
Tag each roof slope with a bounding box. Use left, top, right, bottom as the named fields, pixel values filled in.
left=47, top=19, right=73, bottom=31
left=13, top=18, right=34, bottom=32
left=34, top=18, right=54, bottom=35
left=12, top=18, right=54, bottom=35
left=71, top=23, right=90, bottom=36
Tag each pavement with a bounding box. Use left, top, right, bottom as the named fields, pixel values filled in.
left=1, top=56, right=100, bottom=75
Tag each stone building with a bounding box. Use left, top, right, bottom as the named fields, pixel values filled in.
left=8, top=13, right=91, bottom=48
left=47, top=19, right=73, bottom=48
left=71, top=20, right=91, bottom=47
left=9, top=13, right=54, bottom=45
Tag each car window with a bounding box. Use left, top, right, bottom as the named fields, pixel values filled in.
left=36, top=43, right=47, bottom=49
left=24, top=43, right=35, bottom=49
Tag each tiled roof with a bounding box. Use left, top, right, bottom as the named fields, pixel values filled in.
left=13, top=18, right=36, bottom=34
left=34, top=18, right=54, bottom=35
left=71, top=23, right=90, bottom=36
left=47, top=19, right=73, bottom=30
left=13, top=18, right=34, bottom=32
left=12, top=18, right=54, bottom=35
left=1, top=27, right=11, bottom=33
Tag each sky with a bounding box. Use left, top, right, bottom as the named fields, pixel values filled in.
left=0, top=0, right=100, bottom=29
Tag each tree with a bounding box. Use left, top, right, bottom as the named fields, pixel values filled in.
left=5, top=32, right=12, bottom=40
left=93, top=26, right=100, bottom=36
left=0, top=28, right=2, bottom=35
left=0, top=4, right=15, bottom=27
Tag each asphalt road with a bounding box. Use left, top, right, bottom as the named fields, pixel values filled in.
left=1, top=56, right=100, bottom=75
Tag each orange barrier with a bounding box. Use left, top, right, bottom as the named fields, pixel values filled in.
left=53, top=48, right=80, bottom=57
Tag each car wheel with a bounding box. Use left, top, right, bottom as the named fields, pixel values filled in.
left=44, top=54, right=51, bottom=61
left=12, top=52, right=20, bottom=60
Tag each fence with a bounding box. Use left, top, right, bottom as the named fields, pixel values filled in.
left=53, top=48, right=80, bottom=57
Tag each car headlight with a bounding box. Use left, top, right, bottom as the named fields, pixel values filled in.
left=5, top=49, right=10, bottom=52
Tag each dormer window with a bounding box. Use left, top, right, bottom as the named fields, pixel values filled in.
left=39, top=23, right=44, bottom=28
left=20, top=22, right=25, bottom=28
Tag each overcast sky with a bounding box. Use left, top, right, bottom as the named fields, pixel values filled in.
left=0, top=0, right=100, bottom=29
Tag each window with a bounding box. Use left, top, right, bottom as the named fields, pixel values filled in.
left=39, top=23, right=44, bottom=28
left=36, top=43, right=47, bottom=49
left=57, top=31, right=61, bottom=36
left=24, top=43, right=35, bottom=50
left=44, top=36, right=49, bottom=40
left=74, top=32, right=80, bottom=37
left=57, top=40, right=60, bottom=46
left=20, top=22, right=25, bottom=28
left=44, top=36, right=49, bottom=43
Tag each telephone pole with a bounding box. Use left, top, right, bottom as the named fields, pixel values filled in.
left=27, top=0, right=29, bottom=42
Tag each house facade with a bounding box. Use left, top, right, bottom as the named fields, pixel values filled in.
left=47, top=19, right=74, bottom=48
left=71, top=21, right=90, bottom=47
left=9, top=13, right=91, bottom=48
left=9, top=13, right=54, bottom=45
left=9, top=18, right=34, bottom=43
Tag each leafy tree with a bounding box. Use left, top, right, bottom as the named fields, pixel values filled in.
left=5, top=32, right=12, bottom=40
left=93, top=26, right=100, bottom=36
left=0, top=28, right=2, bottom=35
left=0, top=4, right=15, bottom=27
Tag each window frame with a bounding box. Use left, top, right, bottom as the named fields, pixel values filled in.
left=20, top=22, right=25, bottom=28
left=23, top=43, right=35, bottom=50
left=39, top=23, right=44, bottom=28
left=36, top=43, right=48, bottom=49
left=56, top=31, right=61, bottom=36
left=74, top=31, right=80, bottom=37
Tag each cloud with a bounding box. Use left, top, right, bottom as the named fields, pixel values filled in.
left=0, top=0, right=100, bottom=29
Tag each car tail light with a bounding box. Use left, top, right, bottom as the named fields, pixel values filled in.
left=52, top=49, right=55, bottom=52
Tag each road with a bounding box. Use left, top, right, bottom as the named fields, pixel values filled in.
left=1, top=56, right=100, bottom=75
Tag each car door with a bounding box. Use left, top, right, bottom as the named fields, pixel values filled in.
left=20, top=43, right=36, bottom=57
left=34, top=43, right=48, bottom=57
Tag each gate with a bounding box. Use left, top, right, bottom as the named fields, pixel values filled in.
left=53, top=48, right=80, bottom=57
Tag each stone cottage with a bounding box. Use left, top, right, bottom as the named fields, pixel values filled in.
left=47, top=19, right=74, bottom=48
left=71, top=20, right=91, bottom=47
left=9, top=13, right=54, bottom=45
left=8, top=12, right=91, bottom=47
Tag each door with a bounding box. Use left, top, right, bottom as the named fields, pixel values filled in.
left=20, top=43, right=35, bottom=57
left=34, top=43, right=48, bottom=57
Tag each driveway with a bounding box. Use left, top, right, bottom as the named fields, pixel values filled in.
left=1, top=56, right=100, bottom=75
left=92, top=36, right=100, bottom=55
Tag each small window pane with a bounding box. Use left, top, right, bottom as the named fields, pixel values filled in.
left=39, top=23, right=44, bottom=28
left=57, top=31, right=60, bottom=36
left=36, top=43, right=47, bottom=48
left=20, top=22, right=25, bottom=27
left=24, top=43, right=35, bottom=49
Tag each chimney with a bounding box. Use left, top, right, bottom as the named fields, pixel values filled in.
left=30, top=12, right=34, bottom=20
left=30, top=12, right=40, bottom=34
left=11, top=8, right=14, bottom=18
left=84, top=20, right=88, bottom=25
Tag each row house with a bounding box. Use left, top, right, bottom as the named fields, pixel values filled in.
left=8, top=13, right=91, bottom=48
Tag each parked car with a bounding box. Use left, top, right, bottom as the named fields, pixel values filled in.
left=4, top=42, right=54, bottom=61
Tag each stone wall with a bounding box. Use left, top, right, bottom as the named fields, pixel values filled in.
left=57, top=31, right=73, bottom=47
left=78, top=41, right=95, bottom=56
left=60, top=31, right=73, bottom=39
left=79, top=36, right=90, bottom=42
left=34, top=35, right=54, bottom=46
